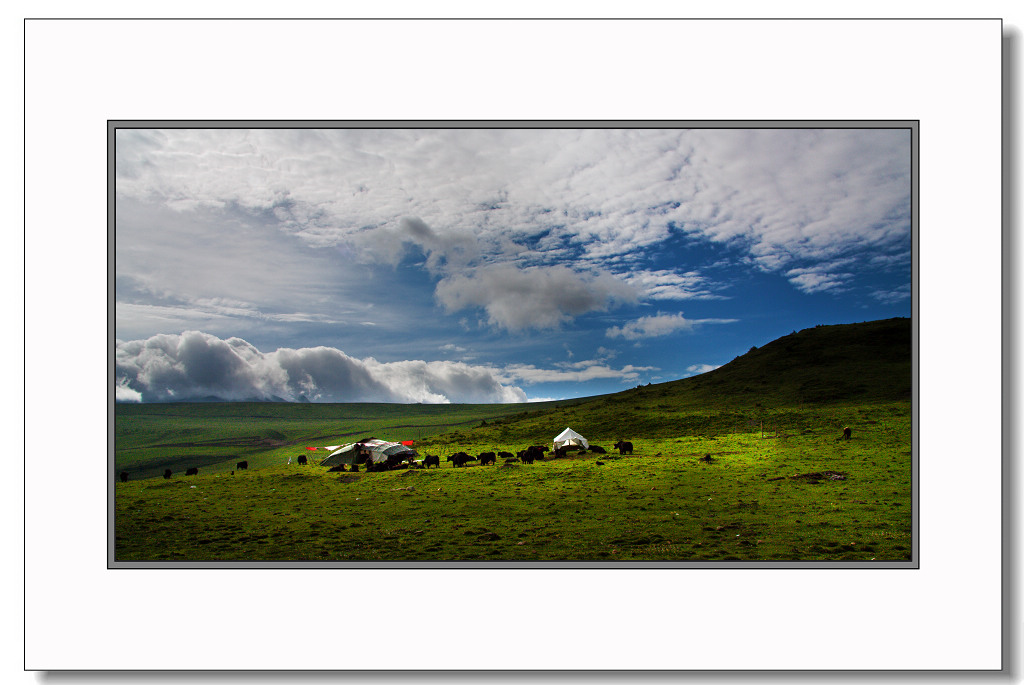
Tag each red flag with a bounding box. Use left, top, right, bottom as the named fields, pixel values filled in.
left=401, top=440, right=414, bottom=446
left=306, top=446, right=318, bottom=451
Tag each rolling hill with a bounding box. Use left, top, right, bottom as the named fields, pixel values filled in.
left=115, top=318, right=911, bottom=474
left=424, top=317, right=912, bottom=446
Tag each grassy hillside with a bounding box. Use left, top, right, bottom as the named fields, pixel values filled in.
left=417, top=317, right=911, bottom=451
left=114, top=318, right=913, bottom=562
left=115, top=398, right=592, bottom=478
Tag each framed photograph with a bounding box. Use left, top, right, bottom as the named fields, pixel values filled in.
left=24, top=16, right=1003, bottom=674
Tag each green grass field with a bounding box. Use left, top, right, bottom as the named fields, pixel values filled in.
left=114, top=318, right=913, bottom=562
left=114, top=398, right=590, bottom=479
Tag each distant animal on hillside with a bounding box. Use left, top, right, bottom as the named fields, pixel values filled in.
left=236, top=460, right=248, bottom=470
left=163, top=469, right=172, bottom=479
left=447, top=452, right=476, bottom=468
left=589, top=445, right=607, bottom=454
left=350, top=463, right=359, bottom=472
left=185, top=467, right=199, bottom=476
left=297, top=455, right=307, bottom=465
left=497, top=451, right=515, bottom=460
left=478, top=451, right=497, bottom=466
left=614, top=441, right=634, bottom=455
left=529, top=446, right=549, bottom=456
left=423, top=454, right=440, bottom=469
left=842, top=427, right=852, bottom=440
left=327, top=465, right=346, bottom=472
left=119, top=471, right=128, bottom=483
left=504, top=456, right=520, bottom=464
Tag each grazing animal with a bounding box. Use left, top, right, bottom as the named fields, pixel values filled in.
left=478, top=451, right=497, bottom=466
left=351, top=464, right=360, bottom=472
left=297, top=455, right=307, bottom=465
left=589, top=445, right=607, bottom=454
left=447, top=452, right=477, bottom=468
left=614, top=441, right=634, bottom=455
left=236, top=460, right=248, bottom=470
left=504, top=457, right=520, bottom=464
left=423, top=454, right=440, bottom=469
left=497, top=451, right=515, bottom=460
left=185, top=467, right=199, bottom=476
left=119, top=471, right=128, bottom=483
left=519, top=446, right=543, bottom=464
left=596, top=461, right=605, bottom=466
left=163, top=469, right=172, bottom=479
left=842, top=427, right=852, bottom=440
left=327, top=465, right=346, bottom=472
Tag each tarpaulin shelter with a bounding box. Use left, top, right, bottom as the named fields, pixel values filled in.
left=320, top=438, right=417, bottom=468
left=552, top=427, right=589, bottom=450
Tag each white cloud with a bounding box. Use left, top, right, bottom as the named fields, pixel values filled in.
left=870, top=284, right=912, bottom=304
left=115, top=331, right=527, bottom=404
left=606, top=312, right=738, bottom=341
left=497, top=362, right=657, bottom=386
left=685, top=363, right=721, bottom=376
left=116, top=128, right=910, bottom=280
left=621, top=269, right=728, bottom=300
left=785, top=261, right=855, bottom=294
left=114, top=331, right=670, bottom=403
left=434, top=264, right=639, bottom=331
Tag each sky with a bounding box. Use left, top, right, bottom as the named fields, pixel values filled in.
left=114, top=127, right=912, bottom=404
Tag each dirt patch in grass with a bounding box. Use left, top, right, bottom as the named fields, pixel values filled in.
left=789, top=471, right=848, bottom=483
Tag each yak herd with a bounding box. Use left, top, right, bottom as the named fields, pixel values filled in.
left=117, top=439, right=639, bottom=482
left=117, top=429, right=853, bottom=482
left=426, top=440, right=634, bottom=469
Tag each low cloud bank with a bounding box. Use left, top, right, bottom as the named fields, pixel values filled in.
left=115, top=331, right=527, bottom=404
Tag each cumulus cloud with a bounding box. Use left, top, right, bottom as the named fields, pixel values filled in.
left=434, top=264, right=639, bottom=331
left=115, top=331, right=527, bottom=404
left=606, top=312, right=738, bottom=341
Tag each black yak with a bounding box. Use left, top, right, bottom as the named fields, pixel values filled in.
left=185, top=467, right=199, bottom=476
left=447, top=452, right=476, bottom=468
left=119, top=471, right=128, bottom=483
left=614, top=441, right=633, bottom=455
left=297, top=455, right=307, bottom=465
left=236, top=460, right=248, bottom=470
left=424, top=454, right=440, bottom=469
left=478, top=451, right=497, bottom=466
left=163, top=469, right=172, bottom=479
left=842, top=427, right=852, bottom=440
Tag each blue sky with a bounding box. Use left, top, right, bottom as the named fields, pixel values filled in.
left=114, top=127, right=912, bottom=403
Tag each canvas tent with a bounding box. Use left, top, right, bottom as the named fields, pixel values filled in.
left=553, top=427, right=589, bottom=450
left=320, top=438, right=418, bottom=468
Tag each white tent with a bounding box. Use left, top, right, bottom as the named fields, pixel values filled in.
left=553, top=427, right=589, bottom=450
left=320, top=438, right=417, bottom=467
